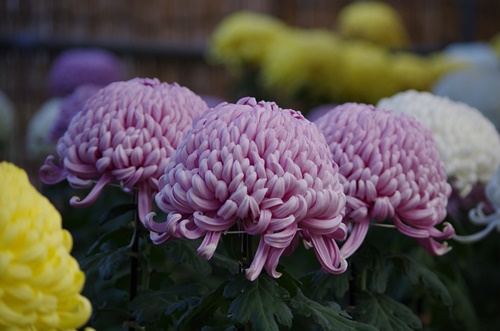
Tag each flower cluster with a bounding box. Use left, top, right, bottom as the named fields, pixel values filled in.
left=209, top=10, right=463, bottom=104
left=147, top=97, right=347, bottom=280
left=48, top=48, right=124, bottom=97
left=0, top=162, right=91, bottom=330
left=378, top=90, right=500, bottom=197
left=314, top=103, right=453, bottom=257
left=336, top=1, right=409, bottom=48
left=40, top=78, right=209, bottom=224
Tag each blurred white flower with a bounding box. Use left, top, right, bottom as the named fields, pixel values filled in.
left=443, top=42, right=499, bottom=71
left=26, top=98, right=62, bottom=159
left=432, top=68, right=500, bottom=130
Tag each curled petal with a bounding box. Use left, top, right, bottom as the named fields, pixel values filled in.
left=39, top=155, right=67, bottom=185
left=197, top=231, right=222, bottom=259
left=70, top=173, right=112, bottom=208
left=309, top=233, right=347, bottom=274
left=453, top=221, right=498, bottom=244
left=339, top=219, right=370, bottom=259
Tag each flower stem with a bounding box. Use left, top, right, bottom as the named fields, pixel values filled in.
left=129, top=191, right=140, bottom=331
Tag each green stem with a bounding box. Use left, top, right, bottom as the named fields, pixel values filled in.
left=129, top=191, right=140, bottom=331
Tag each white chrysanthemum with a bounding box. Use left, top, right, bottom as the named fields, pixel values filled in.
left=378, top=90, right=500, bottom=197
left=26, top=98, right=62, bottom=159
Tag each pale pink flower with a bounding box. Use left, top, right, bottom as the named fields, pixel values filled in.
left=147, top=97, right=347, bottom=280
left=314, top=103, right=454, bottom=257
left=40, top=78, right=208, bottom=224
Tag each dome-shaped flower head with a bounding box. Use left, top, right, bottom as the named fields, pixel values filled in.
left=0, top=161, right=91, bottom=330
left=40, top=78, right=209, bottom=224
left=147, top=97, right=347, bottom=281
left=337, top=1, right=409, bottom=48
left=49, top=84, right=101, bottom=142
left=48, top=48, right=124, bottom=97
left=378, top=90, right=500, bottom=197
left=209, top=11, right=288, bottom=68
left=314, top=103, right=453, bottom=258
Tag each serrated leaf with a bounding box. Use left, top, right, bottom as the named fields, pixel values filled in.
left=98, top=203, right=137, bottom=225
left=81, top=241, right=130, bottom=280
left=390, top=255, right=452, bottom=306
left=353, top=292, right=422, bottom=331
left=130, top=282, right=206, bottom=324
left=310, top=269, right=351, bottom=301
left=291, top=290, right=377, bottom=331
left=274, top=265, right=302, bottom=297
left=223, top=273, right=293, bottom=331
left=178, top=281, right=229, bottom=331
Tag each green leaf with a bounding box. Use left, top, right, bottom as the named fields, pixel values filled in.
left=390, top=255, right=452, bottom=307
left=178, top=281, right=229, bottom=331
left=81, top=241, right=130, bottom=280
left=352, top=292, right=422, bottom=331
left=163, top=239, right=212, bottom=275
left=291, top=290, right=377, bottom=331
left=130, top=282, right=206, bottom=324
left=98, top=203, right=137, bottom=225
left=274, top=266, right=302, bottom=297
left=209, top=250, right=240, bottom=274
left=223, top=273, right=293, bottom=331
left=352, top=245, right=388, bottom=294
left=310, top=269, right=351, bottom=301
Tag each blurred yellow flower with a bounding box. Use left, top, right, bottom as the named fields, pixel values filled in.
left=209, top=11, right=288, bottom=68
left=261, top=29, right=343, bottom=100
left=491, top=33, right=500, bottom=59
left=0, top=162, right=91, bottom=330
left=337, top=1, right=409, bottom=48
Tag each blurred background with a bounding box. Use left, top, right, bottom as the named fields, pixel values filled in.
left=0, top=0, right=499, bottom=183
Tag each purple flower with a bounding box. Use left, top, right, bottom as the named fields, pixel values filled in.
left=40, top=78, right=209, bottom=224
left=147, top=97, right=347, bottom=280
left=48, top=48, right=124, bottom=97
left=49, top=84, right=101, bottom=142
left=314, top=103, right=453, bottom=257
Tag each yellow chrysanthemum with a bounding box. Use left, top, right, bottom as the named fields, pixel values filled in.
left=208, top=10, right=289, bottom=68
left=0, top=162, right=91, bottom=331
left=337, top=1, right=409, bottom=48
left=335, top=41, right=396, bottom=104
left=261, top=29, right=343, bottom=100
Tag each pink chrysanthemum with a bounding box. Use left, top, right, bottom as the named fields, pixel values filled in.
left=147, top=97, right=347, bottom=281
left=40, top=78, right=209, bottom=224
left=314, top=103, right=454, bottom=258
